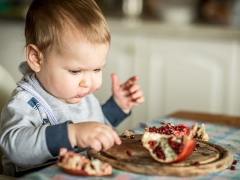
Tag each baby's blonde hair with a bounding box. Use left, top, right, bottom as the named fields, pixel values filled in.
left=25, top=0, right=110, bottom=53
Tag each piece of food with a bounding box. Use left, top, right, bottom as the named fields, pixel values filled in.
left=123, top=130, right=134, bottom=138
left=142, top=132, right=196, bottom=163
left=57, top=148, right=112, bottom=176
left=194, top=123, right=209, bottom=141
left=145, top=122, right=209, bottom=141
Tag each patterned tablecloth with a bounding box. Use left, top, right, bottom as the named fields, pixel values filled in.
left=19, top=117, right=240, bottom=180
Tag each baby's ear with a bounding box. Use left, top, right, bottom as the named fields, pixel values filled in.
left=26, top=44, right=43, bottom=72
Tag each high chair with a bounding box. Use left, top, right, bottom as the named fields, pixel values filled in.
left=0, top=64, right=16, bottom=112
left=0, top=64, right=16, bottom=179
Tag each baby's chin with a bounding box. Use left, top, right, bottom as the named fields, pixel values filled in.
left=59, top=98, right=82, bottom=104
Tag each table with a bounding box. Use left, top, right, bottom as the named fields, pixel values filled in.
left=19, top=111, right=240, bottom=180
left=168, top=111, right=240, bottom=127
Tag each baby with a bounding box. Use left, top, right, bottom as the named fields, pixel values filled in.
left=0, top=0, right=144, bottom=177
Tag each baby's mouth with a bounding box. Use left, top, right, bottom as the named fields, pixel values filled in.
left=75, top=93, right=87, bottom=98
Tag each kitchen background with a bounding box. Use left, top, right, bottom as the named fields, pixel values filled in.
left=0, top=0, right=240, bottom=133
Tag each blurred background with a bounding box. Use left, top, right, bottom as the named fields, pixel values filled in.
left=0, top=0, right=240, bottom=133
left=1, top=0, right=240, bottom=26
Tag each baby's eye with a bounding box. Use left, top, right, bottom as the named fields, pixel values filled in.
left=94, top=68, right=101, bottom=72
left=69, top=70, right=81, bottom=75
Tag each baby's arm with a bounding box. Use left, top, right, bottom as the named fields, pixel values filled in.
left=0, top=98, right=54, bottom=167
left=68, top=122, right=121, bottom=152
left=111, top=73, right=145, bottom=113
left=0, top=98, right=120, bottom=169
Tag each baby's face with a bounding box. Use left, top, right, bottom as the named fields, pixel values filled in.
left=36, top=40, right=109, bottom=104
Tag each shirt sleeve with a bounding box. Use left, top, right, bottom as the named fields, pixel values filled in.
left=102, top=96, right=131, bottom=127
left=45, top=121, right=73, bottom=156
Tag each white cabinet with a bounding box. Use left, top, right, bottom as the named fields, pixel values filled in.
left=94, top=19, right=240, bottom=134
left=148, top=38, right=240, bottom=117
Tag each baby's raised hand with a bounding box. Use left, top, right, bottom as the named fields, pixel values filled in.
left=68, top=122, right=121, bottom=152
left=111, top=73, right=145, bottom=114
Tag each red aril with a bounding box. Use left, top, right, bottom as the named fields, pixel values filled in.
left=126, top=150, right=132, bottom=156
left=232, top=160, right=238, bottom=165
left=145, top=122, right=209, bottom=141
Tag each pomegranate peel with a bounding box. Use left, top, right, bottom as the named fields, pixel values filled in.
left=142, top=132, right=196, bottom=163
left=57, top=148, right=112, bottom=176
left=173, top=136, right=196, bottom=163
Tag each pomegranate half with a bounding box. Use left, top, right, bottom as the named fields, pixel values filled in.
left=57, top=148, right=112, bottom=176
left=142, top=132, right=196, bottom=163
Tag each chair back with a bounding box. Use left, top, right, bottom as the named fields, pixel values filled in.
left=0, top=64, right=16, bottom=174
left=0, top=65, right=16, bottom=112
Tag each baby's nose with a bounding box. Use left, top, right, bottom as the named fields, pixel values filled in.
left=79, top=75, right=92, bottom=87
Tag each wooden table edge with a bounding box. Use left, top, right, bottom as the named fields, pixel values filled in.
left=167, top=111, right=240, bottom=127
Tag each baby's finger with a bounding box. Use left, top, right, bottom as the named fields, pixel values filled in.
left=111, top=129, right=122, bottom=145
left=96, top=133, right=114, bottom=151
left=129, top=84, right=140, bottom=94
left=135, top=96, right=145, bottom=103
left=130, top=95, right=145, bottom=105
left=111, top=73, right=120, bottom=92
left=124, top=76, right=138, bottom=89
left=128, top=97, right=145, bottom=108
left=102, top=128, right=116, bottom=149
left=128, top=75, right=138, bottom=82
left=90, top=139, right=103, bottom=152
left=131, top=90, right=144, bottom=100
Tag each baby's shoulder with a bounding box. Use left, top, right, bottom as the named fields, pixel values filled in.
left=9, top=86, right=34, bottom=103
left=4, top=87, right=35, bottom=110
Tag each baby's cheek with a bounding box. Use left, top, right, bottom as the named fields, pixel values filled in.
left=95, top=76, right=102, bottom=88
left=91, top=81, right=102, bottom=93
left=91, top=84, right=100, bottom=93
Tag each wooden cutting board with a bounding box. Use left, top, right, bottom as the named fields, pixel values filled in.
left=88, top=134, right=233, bottom=177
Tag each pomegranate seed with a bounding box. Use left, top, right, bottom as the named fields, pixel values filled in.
left=130, top=135, right=135, bottom=139
left=126, top=150, right=132, bottom=156
left=194, top=162, right=200, bottom=166
left=230, top=166, right=236, bottom=170
left=138, top=139, right=141, bottom=142
left=232, top=160, right=238, bottom=165
left=195, top=143, right=200, bottom=148
left=148, top=140, right=157, bottom=149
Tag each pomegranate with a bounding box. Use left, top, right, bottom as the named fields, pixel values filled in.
left=145, top=122, right=209, bottom=141
left=57, top=148, right=112, bottom=176
left=123, top=130, right=134, bottom=138
left=142, top=132, right=196, bottom=163
left=193, top=123, right=209, bottom=141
